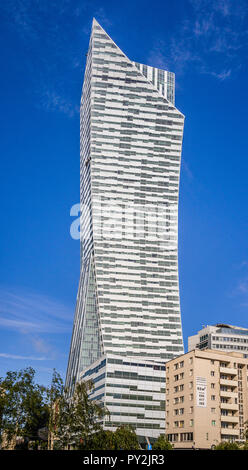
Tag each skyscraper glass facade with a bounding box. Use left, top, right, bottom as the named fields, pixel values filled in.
left=66, top=20, right=185, bottom=438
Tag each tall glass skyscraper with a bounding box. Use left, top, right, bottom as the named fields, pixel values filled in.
left=66, top=19, right=185, bottom=441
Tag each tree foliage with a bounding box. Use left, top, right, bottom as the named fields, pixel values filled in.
left=0, top=368, right=143, bottom=451
left=153, top=435, right=173, bottom=450
left=54, top=379, right=108, bottom=449
left=0, top=367, right=48, bottom=448
left=46, top=369, right=64, bottom=449
left=114, top=425, right=140, bottom=450
left=89, top=429, right=116, bottom=450
left=214, top=441, right=241, bottom=450
left=88, top=426, right=140, bottom=450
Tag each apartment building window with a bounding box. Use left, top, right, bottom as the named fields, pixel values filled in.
left=167, top=434, right=179, bottom=443
left=211, top=420, right=216, bottom=426
left=211, top=383, right=215, bottom=389
left=189, top=369, right=193, bottom=376
left=190, top=407, right=193, bottom=413
left=179, top=361, right=184, bottom=368
left=211, top=408, right=216, bottom=413
left=190, top=419, right=194, bottom=427
left=211, top=371, right=215, bottom=376
left=190, top=394, right=193, bottom=401
left=189, top=357, right=193, bottom=365
left=175, top=373, right=184, bottom=381
left=221, top=398, right=228, bottom=403
left=221, top=422, right=229, bottom=428
left=211, top=395, right=216, bottom=401
left=179, top=432, right=193, bottom=442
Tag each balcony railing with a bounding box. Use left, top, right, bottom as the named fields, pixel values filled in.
left=221, top=428, right=239, bottom=436
left=220, top=416, right=239, bottom=423
left=220, top=403, right=239, bottom=411
left=220, top=379, right=238, bottom=387
left=220, top=367, right=237, bottom=376
left=220, top=391, right=238, bottom=399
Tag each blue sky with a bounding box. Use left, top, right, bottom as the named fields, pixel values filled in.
left=0, top=0, right=248, bottom=386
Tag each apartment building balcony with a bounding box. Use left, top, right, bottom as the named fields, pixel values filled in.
left=220, top=402, right=239, bottom=411
left=220, top=391, right=238, bottom=399
left=221, top=428, right=240, bottom=436
left=220, top=378, right=238, bottom=387
left=220, top=416, right=239, bottom=424
left=220, top=367, right=237, bottom=376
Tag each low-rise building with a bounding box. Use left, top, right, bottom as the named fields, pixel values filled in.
left=165, top=349, right=248, bottom=449
left=188, top=324, right=248, bottom=355
left=79, top=353, right=166, bottom=446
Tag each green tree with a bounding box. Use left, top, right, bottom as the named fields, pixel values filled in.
left=89, top=429, right=116, bottom=450
left=46, top=369, right=64, bottom=450
left=114, top=425, right=140, bottom=450
left=153, top=435, right=173, bottom=450
left=71, top=380, right=108, bottom=449
left=54, top=380, right=108, bottom=450
left=0, top=368, right=48, bottom=448
left=214, top=441, right=240, bottom=450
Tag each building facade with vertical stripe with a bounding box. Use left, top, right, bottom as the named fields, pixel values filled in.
left=66, top=19, right=185, bottom=442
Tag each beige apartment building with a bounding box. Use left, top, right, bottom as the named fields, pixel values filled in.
left=165, top=349, right=248, bottom=449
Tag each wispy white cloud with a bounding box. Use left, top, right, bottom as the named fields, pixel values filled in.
left=193, top=16, right=216, bottom=37
left=148, top=0, right=248, bottom=80
left=237, top=278, right=248, bottom=295
left=182, top=159, right=194, bottom=180
left=29, top=335, right=57, bottom=360
left=94, top=7, right=112, bottom=29
left=239, top=261, right=248, bottom=269
left=0, top=0, right=90, bottom=118
left=39, top=89, right=80, bottom=118
left=199, top=66, right=232, bottom=80
left=147, top=39, right=170, bottom=70
left=230, top=260, right=248, bottom=310
left=0, top=353, right=50, bottom=361
left=0, top=287, right=73, bottom=334
left=210, top=69, right=232, bottom=80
